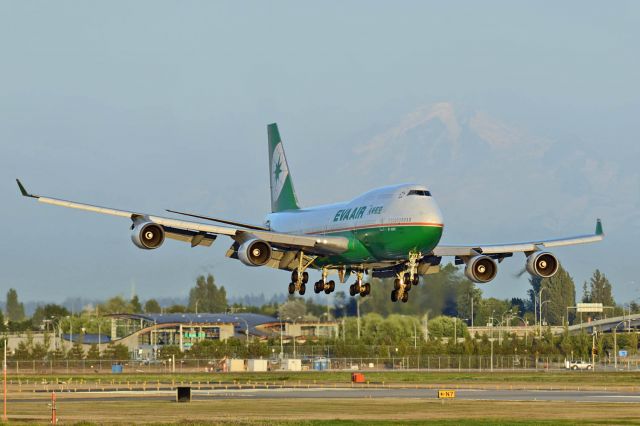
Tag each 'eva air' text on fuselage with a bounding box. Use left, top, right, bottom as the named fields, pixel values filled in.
left=333, top=205, right=383, bottom=222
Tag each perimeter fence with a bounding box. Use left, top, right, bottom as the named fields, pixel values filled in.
left=4, top=355, right=639, bottom=375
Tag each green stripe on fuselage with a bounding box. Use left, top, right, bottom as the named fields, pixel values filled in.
left=315, top=225, right=443, bottom=266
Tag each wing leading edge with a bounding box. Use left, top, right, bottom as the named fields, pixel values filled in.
left=433, top=219, right=604, bottom=257
left=16, top=179, right=348, bottom=255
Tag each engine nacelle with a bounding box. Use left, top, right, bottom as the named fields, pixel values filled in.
left=464, top=255, right=498, bottom=283
left=131, top=222, right=165, bottom=249
left=526, top=252, right=559, bottom=278
left=237, top=239, right=272, bottom=267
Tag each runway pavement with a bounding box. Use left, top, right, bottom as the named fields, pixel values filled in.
left=11, top=387, right=640, bottom=403
left=192, top=387, right=640, bottom=402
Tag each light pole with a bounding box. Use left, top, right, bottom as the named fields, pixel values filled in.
left=66, top=315, right=73, bottom=351
left=277, top=316, right=284, bottom=359
left=356, top=297, right=369, bottom=339
left=613, top=320, right=627, bottom=370
left=540, top=299, right=551, bottom=335
left=234, top=316, right=249, bottom=350
left=454, top=317, right=468, bottom=344
left=292, top=316, right=302, bottom=358
left=511, top=315, right=529, bottom=346
left=537, top=287, right=547, bottom=336
left=470, top=293, right=474, bottom=328
left=453, top=317, right=456, bottom=343
left=499, top=309, right=514, bottom=346
left=490, top=312, right=495, bottom=372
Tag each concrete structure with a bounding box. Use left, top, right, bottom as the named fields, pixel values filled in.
left=247, top=359, right=268, bottom=372
left=283, top=359, right=302, bottom=371
left=226, top=358, right=245, bottom=372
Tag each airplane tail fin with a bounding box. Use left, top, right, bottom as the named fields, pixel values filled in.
left=268, top=123, right=300, bottom=213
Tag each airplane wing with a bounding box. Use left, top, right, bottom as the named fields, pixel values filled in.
left=16, top=179, right=348, bottom=254
left=433, top=220, right=604, bottom=258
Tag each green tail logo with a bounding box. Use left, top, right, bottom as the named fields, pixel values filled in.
left=268, top=123, right=300, bottom=213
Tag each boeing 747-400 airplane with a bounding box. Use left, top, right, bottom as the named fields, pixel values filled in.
left=17, top=123, right=604, bottom=302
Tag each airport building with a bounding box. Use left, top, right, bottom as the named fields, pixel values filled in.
left=108, top=313, right=339, bottom=359
left=5, top=313, right=340, bottom=360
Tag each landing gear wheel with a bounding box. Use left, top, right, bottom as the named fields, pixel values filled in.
left=390, top=290, right=398, bottom=302
left=324, top=287, right=332, bottom=295
left=412, top=276, right=419, bottom=286
left=359, top=284, right=369, bottom=297
left=349, top=284, right=357, bottom=297
left=329, top=280, right=335, bottom=292
left=401, top=292, right=409, bottom=303
left=314, top=281, right=322, bottom=294
left=302, top=271, right=309, bottom=284
left=299, top=283, right=306, bottom=295
left=288, top=283, right=295, bottom=295
left=394, top=279, right=402, bottom=290
left=291, top=270, right=298, bottom=282
left=363, top=283, right=371, bottom=296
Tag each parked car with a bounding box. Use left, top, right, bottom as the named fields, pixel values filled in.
left=565, top=359, right=593, bottom=370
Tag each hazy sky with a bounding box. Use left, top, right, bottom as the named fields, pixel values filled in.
left=1, top=2, right=638, bottom=305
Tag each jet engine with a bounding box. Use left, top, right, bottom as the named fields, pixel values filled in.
left=526, top=252, right=559, bottom=278
left=131, top=222, right=165, bottom=249
left=464, top=255, right=498, bottom=283
left=237, top=239, right=272, bottom=266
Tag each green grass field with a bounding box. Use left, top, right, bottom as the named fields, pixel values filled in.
left=3, top=398, right=640, bottom=425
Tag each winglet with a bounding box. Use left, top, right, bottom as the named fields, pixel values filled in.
left=16, top=179, right=38, bottom=198
left=595, top=219, right=603, bottom=236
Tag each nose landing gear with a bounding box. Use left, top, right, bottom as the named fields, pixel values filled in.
left=390, top=252, right=421, bottom=303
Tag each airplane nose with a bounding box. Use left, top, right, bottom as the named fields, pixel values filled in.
left=429, top=199, right=444, bottom=226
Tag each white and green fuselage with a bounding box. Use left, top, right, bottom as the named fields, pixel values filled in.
left=266, top=123, right=443, bottom=268
left=266, top=184, right=444, bottom=267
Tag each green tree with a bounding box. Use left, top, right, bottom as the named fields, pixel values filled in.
left=166, top=304, right=187, bottom=313
left=103, top=343, right=130, bottom=360
left=584, top=269, right=615, bottom=307
left=6, top=288, right=25, bottom=321
left=99, top=296, right=132, bottom=314
left=31, top=304, right=70, bottom=327
left=0, top=310, right=5, bottom=332
left=144, top=299, right=162, bottom=313
left=456, top=280, right=482, bottom=325
left=427, top=316, right=468, bottom=339
left=188, top=274, right=228, bottom=313
left=529, top=264, right=576, bottom=326
left=86, top=344, right=101, bottom=360
left=361, top=263, right=468, bottom=317
left=130, top=295, right=142, bottom=313
left=278, top=298, right=306, bottom=320
left=68, top=341, right=85, bottom=359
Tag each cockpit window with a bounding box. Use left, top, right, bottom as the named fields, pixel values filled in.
left=408, top=189, right=431, bottom=196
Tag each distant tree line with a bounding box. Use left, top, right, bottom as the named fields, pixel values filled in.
left=1, top=266, right=638, bottom=361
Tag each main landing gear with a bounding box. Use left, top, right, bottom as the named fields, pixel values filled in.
left=349, top=270, right=371, bottom=297
left=390, top=252, right=421, bottom=303
left=288, top=268, right=309, bottom=295
left=314, top=268, right=336, bottom=294
left=287, top=251, right=315, bottom=296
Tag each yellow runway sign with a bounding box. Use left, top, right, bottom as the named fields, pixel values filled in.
left=437, top=390, right=456, bottom=399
